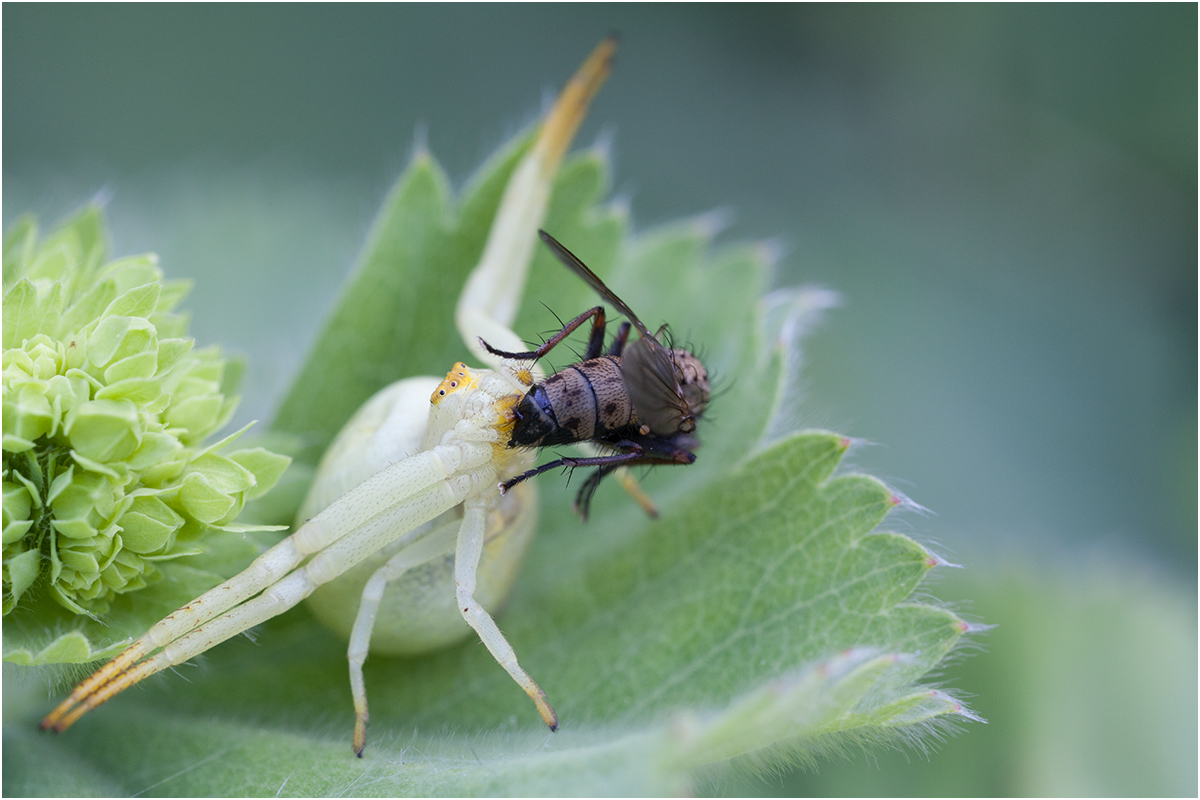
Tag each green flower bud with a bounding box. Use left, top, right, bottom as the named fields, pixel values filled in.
left=3, top=383, right=54, bottom=447
left=2, top=547, right=40, bottom=614
left=125, top=432, right=186, bottom=483
left=119, top=495, right=184, bottom=554
left=165, top=393, right=224, bottom=442
left=179, top=471, right=239, bottom=525
left=88, top=315, right=157, bottom=372
left=2, top=481, right=33, bottom=545
left=50, top=469, right=116, bottom=539
left=2, top=207, right=291, bottom=619
left=65, top=398, right=142, bottom=463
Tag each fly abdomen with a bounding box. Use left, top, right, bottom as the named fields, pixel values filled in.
left=572, top=355, right=634, bottom=438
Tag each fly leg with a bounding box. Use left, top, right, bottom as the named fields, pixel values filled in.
left=567, top=447, right=698, bottom=519
left=573, top=462, right=623, bottom=520
left=499, top=440, right=697, bottom=517
left=607, top=321, right=632, bottom=356
left=573, top=454, right=674, bottom=521
left=479, top=305, right=607, bottom=362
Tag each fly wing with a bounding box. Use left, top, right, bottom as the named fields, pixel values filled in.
left=539, top=229, right=703, bottom=435
left=622, top=334, right=696, bottom=436
left=538, top=230, right=653, bottom=339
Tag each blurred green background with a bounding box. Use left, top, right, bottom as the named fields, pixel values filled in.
left=4, top=4, right=1195, bottom=796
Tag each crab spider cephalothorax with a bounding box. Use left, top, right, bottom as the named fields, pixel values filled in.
left=42, top=37, right=616, bottom=757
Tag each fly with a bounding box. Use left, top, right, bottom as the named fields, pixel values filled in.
left=482, top=229, right=711, bottom=517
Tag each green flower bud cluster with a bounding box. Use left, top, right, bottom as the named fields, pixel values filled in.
left=2, top=207, right=289, bottom=617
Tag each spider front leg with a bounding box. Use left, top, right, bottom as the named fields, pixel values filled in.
left=458, top=38, right=615, bottom=364
left=41, top=430, right=499, bottom=733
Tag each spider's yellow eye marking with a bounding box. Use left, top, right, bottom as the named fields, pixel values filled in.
left=431, top=363, right=477, bottom=405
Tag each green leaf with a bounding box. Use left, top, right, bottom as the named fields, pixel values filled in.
left=741, top=563, right=1195, bottom=797
left=270, top=149, right=472, bottom=462
left=5, top=118, right=973, bottom=794
left=3, top=434, right=967, bottom=794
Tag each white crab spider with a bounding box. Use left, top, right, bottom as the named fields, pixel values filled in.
left=42, top=38, right=615, bottom=756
